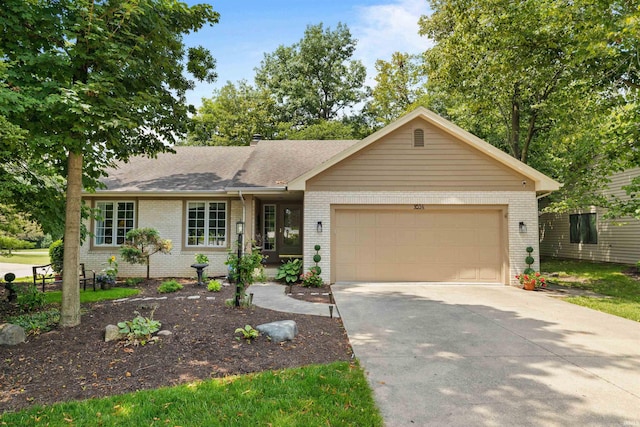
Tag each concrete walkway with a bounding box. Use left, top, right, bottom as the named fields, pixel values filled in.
left=249, top=282, right=339, bottom=318
left=333, top=283, right=640, bottom=427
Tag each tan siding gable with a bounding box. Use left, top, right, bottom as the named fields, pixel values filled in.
left=307, top=118, right=532, bottom=191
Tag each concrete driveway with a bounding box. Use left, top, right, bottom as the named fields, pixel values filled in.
left=332, top=284, right=640, bottom=426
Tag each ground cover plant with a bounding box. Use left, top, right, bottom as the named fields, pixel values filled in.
left=541, top=259, right=640, bottom=321
left=0, top=362, right=382, bottom=426
left=43, top=288, right=139, bottom=304
left=0, top=278, right=354, bottom=417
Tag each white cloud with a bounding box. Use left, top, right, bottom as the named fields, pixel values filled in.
left=352, top=0, right=433, bottom=85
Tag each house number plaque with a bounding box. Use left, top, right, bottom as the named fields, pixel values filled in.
left=414, top=204, right=424, bottom=210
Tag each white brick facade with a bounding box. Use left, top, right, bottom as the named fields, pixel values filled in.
left=81, top=199, right=244, bottom=279
left=303, top=191, right=539, bottom=285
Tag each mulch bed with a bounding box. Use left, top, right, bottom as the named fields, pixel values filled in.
left=0, top=279, right=352, bottom=414
left=285, top=283, right=334, bottom=304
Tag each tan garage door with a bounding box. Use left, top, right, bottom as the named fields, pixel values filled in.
left=333, top=207, right=504, bottom=283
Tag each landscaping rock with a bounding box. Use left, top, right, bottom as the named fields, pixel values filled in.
left=0, top=323, right=26, bottom=346
left=157, top=330, right=172, bottom=336
left=256, top=320, right=298, bottom=343
left=104, top=324, right=121, bottom=342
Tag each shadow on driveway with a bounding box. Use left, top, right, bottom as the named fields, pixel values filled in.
left=332, top=284, right=640, bottom=426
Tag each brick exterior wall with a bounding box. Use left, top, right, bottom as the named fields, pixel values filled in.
left=80, top=199, right=244, bottom=279
left=303, top=191, right=539, bottom=285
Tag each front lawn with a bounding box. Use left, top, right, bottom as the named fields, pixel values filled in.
left=0, top=361, right=382, bottom=426
left=44, top=287, right=140, bottom=304
left=541, top=259, right=640, bottom=321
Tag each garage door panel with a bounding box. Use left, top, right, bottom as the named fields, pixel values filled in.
left=334, top=208, right=504, bottom=283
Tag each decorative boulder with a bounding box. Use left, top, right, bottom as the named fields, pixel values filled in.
left=104, top=324, right=121, bottom=342
left=256, top=320, right=298, bottom=343
left=0, top=323, right=26, bottom=346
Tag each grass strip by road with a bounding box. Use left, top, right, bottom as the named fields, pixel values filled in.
left=542, top=259, right=640, bottom=321
left=0, top=249, right=49, bottom=265
left=0, top=361, right=383, bottom=427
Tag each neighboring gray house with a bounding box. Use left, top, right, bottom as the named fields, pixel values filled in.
left=540, top=168, right=640, bottom=265
left=81, top=107, right=560, bottom=284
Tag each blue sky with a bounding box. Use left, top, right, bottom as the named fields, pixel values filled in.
left=183, top=0, right=431, bottom=107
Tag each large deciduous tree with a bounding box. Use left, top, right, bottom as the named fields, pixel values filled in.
left=419, top=0, right=639, bottom=215
left=366, top=52, right=426, bottom=126
left=255, top=22, right=367, bottom=126
left=185, top=80, right=277, bottom=146
left=1, top=0, right=219, bottom=326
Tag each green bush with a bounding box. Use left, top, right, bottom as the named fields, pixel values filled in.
left=125, top=277, right=144, bottom=287
left=17, top=285, right=46, bottom=312
left=157, top=279, right=183, bottom=293
left=49, top=239, right=64, bottom=273
left=9, top=309, right=60, bottom=335
left=195, top=253, right=209, bottom=264
left=117, top=309, right=161, bottom=346
left=300, top=269, right=324, bottom=287
left=275, top=259, right=303, bottom=284
left=208, top=279, right=222, bottom=292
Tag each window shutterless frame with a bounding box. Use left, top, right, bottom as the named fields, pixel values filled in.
left=94, top=201, right=136, bottom=246
left=185, top=201, right=228, bottom=247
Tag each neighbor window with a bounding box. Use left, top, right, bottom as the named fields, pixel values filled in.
left=569, top=213, right=597, bottom=244
left=413, top=129, right=425, bottom=147
left=186, top=201, right=227, bottom=247
left=94, top=201, right=136, bottom=246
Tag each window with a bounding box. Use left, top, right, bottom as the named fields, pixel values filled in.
left=186, top=201, right=227, bottom=247
left=263, top=204, right=276, bottom=251
left=413, top=129, right=425, bottom=147
left=95, top=201, right=136, bottom=246
left=569, top=213, right=597, bottom=244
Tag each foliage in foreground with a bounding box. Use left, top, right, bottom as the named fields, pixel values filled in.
left=157, top=279, right=183, bottom=293
left=8, top=309, right=60, bottom=335
left=0, top=362, right=382, bottom=426
left=542, top=259, right=640, bottom=321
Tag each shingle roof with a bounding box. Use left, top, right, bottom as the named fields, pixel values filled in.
left=97, top=140, right=358, bottom=193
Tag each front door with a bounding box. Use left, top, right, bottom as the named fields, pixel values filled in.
left=261, top=203, right=303, bottom=263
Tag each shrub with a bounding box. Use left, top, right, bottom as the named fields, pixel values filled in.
left=157, top=279, right=183, bottom=293
left=17, top=285, right=46, bottom=312
left=125, top=277, right=144, bottom=287
left=208, top=279, right=222, bottom=292
left=300, top=270, right=323, bottom=287
left=275, top=259, right=303, bottom=284
left=225, top=246, right=264, bottom=306
left=117, top=309, right=161, bottom=346
left=120, top=228, right=172, bottom=279
left=9, top=309, right=60, bottom=335
left=49, top=239, right=64, bottom=273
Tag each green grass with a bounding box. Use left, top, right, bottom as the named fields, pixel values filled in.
left=0, top=361, right=383, bottom=426
left=0, top=249, right=49, bottom=265
left=541, top=259, right=640, bottom=321
left=44, top=287, right=140, bottom=304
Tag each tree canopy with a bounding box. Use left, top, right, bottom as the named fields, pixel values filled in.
left=255, top=22, right=367, bottom=125
left=1, top=0, right=219, bottom=326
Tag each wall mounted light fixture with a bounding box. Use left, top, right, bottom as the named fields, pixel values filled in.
left=519, top=221, right=527, bottom=233
left=317, top=221, right=323, bottom=233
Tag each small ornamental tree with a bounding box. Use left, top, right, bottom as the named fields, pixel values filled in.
left=120, top=228, right=172, bottom=279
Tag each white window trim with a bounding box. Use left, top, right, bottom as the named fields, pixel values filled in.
left=185, top=201, right=228, bottom=248
left=94, top=201, right=136, bottom=247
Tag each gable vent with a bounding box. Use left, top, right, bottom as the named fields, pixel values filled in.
left=413, top=129, right=425, bottom=147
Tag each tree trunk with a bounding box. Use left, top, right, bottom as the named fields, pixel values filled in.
left=60, top=151, right=83, bottom=327
left=510, top=85, right=521, bottom=160
left=146, top=256, right=150, bottom=280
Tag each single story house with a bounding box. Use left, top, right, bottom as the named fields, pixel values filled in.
left=540, top=167, right=640, bottom=264
left=81, top=107, right=560, bottom=285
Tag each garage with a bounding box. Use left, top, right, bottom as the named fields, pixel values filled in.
left=333, top=206, right=505, bottom=283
